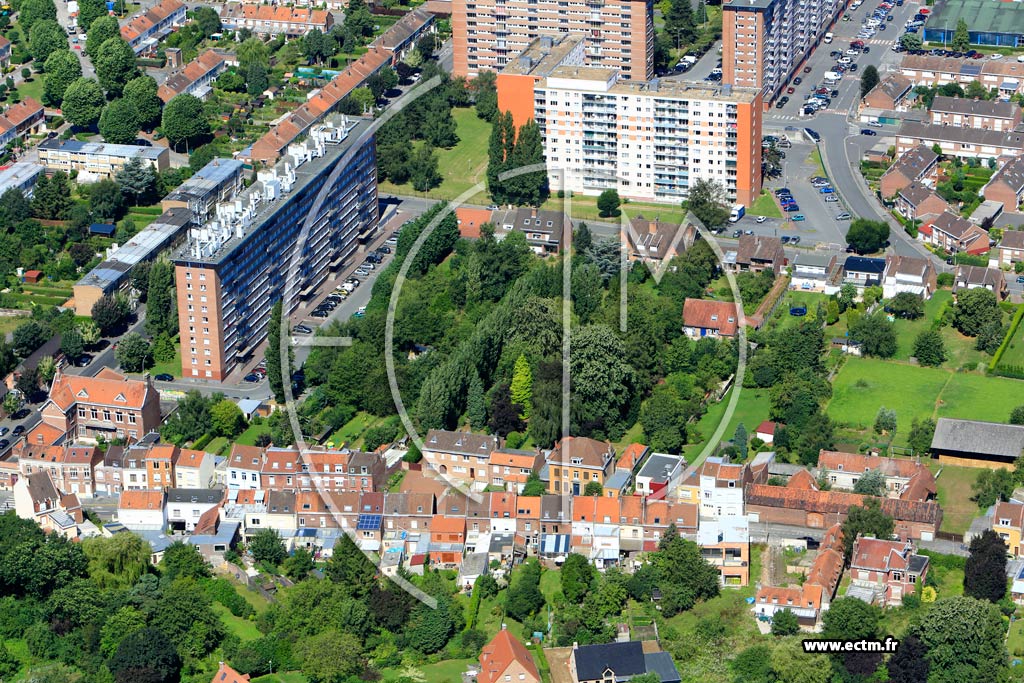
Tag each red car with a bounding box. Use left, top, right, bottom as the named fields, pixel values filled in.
left=919, top=7, right=930, bottom=14
left=787, top=86, right=795, bottom=93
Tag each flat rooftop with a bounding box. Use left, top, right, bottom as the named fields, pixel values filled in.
left=927, top=0, right=1024, bottom=37
left=500, top=33, right=586, bottom=76
left=722, top=0, right=776, bottom=11
left=0, top=162, right=42, bottom=189
left=75, top=207, right=193, bottom=292
left=541, top=66, right=761, bottom=102
left=171, top=118, right=370, bottom=267
left=162, top=158, right=245, bottom=205
left=38, top=137, right=166, bottom=160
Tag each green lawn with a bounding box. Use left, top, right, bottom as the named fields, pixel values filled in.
left=928, top=461, right=981, bottom=535
left=328, top=411, right=388, bottom=448
left=379, top=659, right=476, bottom=683
left=236, top=422, right=272, bottom=446
left=213, top=603, right=262, bottom=641
left=749, top=191, right=782, bottom=218
left=683, top=388, right=771, bottom=465
left=251, top=673, right=309, bottom=683
left=809, top=148, right=826, bottom=178
left=1009, top=616, right=1024, bottom=658
left=827, top=357, right=1024, bottom=443
left=380, top=106, right=492, bottom=202
left=15, top=75, right=44, bottom=104
left=205, top=436, right=231, bottom=455
left=0, top=313, right=29, bottom=340
left=539, top=565, right=561, bottom=604
left=998, top=312, right=1024, bottom=367
left=147, top=343, right=181, bottom=380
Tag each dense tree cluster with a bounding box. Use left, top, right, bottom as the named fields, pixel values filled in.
left=487, top=110, right=548, bottom=207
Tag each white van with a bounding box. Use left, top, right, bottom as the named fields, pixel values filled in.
left=824, top=32, right=834, bottom=43
left=824, top=71, right=842, bottom=83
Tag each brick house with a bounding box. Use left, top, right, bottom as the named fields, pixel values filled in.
left=41, top=368, right=162, bottom=443
left=682, top=298, right=739, bottom=339
left=895, top=182, right=951, bottom=221
left=422, top=430, right=499, bottom=492
left=929, top=95, right=1023, bottom=132
left=862, top=73, right=914, bottom=110
left=983, top=156, right=1024, bottom=212
left=13, top=469, right=84, bottom=537
left=919, top=211, right=990, bottom=255
left=429, top=514, right=466, bottom=566
left=488, top=448, right=540, bottom=492
left=995, top=230, right=1024, bottom=268
left=626, top=216, right=697, bottom=263
left=15, top=444, right=102, bottom=498
left=880, top=145, right=939, bottom=198
left=848, top=537, right=929, bottom=606
left=732, top=234, right=784, bottom=275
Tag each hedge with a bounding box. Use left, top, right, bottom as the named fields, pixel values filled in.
left=918, top=549, right=966, bottom=570
left=989, top=304, right=1024, bottom=371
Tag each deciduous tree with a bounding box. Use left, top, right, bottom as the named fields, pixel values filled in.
left=123, top=75, right=163, bottom=130
left=108, top=628, right=181, bottom=683
left=62, top=77, right=105, bottom=128
left=914, top=596, right=1007, bottom=681
left=597, top=188, right=620, bottom=217
left=99, top=97, right=140, bottom=144
left=914, top=329, right=947, bottom=367
left=769, top=608, right=799, bottom=636
left=846, top=218, right=890, bottom=253
left=840, top=498, right=894, bottom=563
left=115, top=332, right=151, bottom=372
left=953, top=287, right=1000, bottom=337
left=94, top=36, right=137, bottom=97
left=249, top=529, right=287, bottom=567
left=86, top=15, right=119, bottom=57
left=161, top=94, right=208, bottom=151
left=965, top=529, right=1008, bottom=603
left=42, top=49, right=81, bottom=106
left=860, top=64, right=880, bottom=97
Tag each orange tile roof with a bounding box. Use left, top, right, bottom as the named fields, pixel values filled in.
left=572, top=495, right=620, bottom=522
left=618, top=495, right=643, bottom=523
left=399, top=470, right=447, bottom=498
left=121, top=0, right=184, bottom=41
left=456, top=207, right=493, bottom=239
left=489, top=492, right=517, bottom=518
left=221, top=3, right=329, bottom=26
left=20, top=422, right=65, bottom=448
left=229, top=444, right=264, bottom=468
left=211, top=662, right=250, bottom=683
left=786, top=469, right=819, bottom=491
left=515, top=495, right=541, bottom=519
left=261, top=448, right=299, bottom=474
left=850, top=537, right=910, bottom=573
left=175, top=449, right=209, bottom=468
left=147, top=443, right=177, bottom=461
left=3, top=98, right=42, bottom=127
left=618, top=443, right=647, bottom=471
left=746, top=484, right=941, bottom=524
left=158, top=49, right=228, bottom=102
left=431, top=514, right=466, bottom=535
left=818, top=451, right=925, bottom=479
left=47, top=368, right=152, bottom=411
left=118, top=490, right=164, bottom=510
left=806, top=547, right=844, bottom=598
left=756, top=584, right=820, bottom=610
left=489, top=448, right=538, bottom=470
left=479, top=629, right=540, bottom=683
left=550, top=436, right=613, bottom=469
left=683, top=298, right=739, bottom=336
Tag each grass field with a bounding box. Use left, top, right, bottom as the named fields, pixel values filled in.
left=15, top=76, right=44, bottom=104
left=236, top=422, right=272, bottom=446
left=683, top=388, right=771, bottom=465
left=213, top=603, right=263, bottom=641
left=0, top=314, right=29, bottom=340
left=827, top=357, right=1024, bottom=441
left=749, top=191, right=782, bottom=218
left=252, top=673, right=309, bottom=683
left=328, top=411, right=388, bottom=448
left=809, top=148, right=826, bottom=178
left=928, top=461, right=982, bottom=535
left=380, top=659, right=475, bottom=683
left=147, top=345, right=182, bottom=380
left=998, top=312, right=1024, bottom=367
left=887, top=291, right=988, bottom=368
left=380, top=107, right=492, bottom=202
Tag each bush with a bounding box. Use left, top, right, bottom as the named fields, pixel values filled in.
left=204, top=578, right=255, bottom=618
left=937, top=272, right=953, bottom=287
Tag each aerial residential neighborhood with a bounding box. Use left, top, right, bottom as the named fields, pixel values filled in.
left=0, top=0, right=1021, bottom=679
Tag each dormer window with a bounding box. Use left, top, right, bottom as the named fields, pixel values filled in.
left=1001, top=518, right=1011, bottom=526
left=571, top=457, right=582, bottom=465
left=837, top=464, right=844, bottom=471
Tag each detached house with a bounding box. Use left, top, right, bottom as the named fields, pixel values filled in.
left=848, top=537, right=929, bottom=606
left=41, top=368, right=162, bottom=444
left=882, top=254, right=937, bottom=300
left=478, top=628, right=541, bottom=683
left=791, top=252, right=837, bottom=292
left=570, top=642, right=681, bottom=683
left=698, top=515, right=750, bottom=586
left=983, top=156, right=1024, bottom=212
left=682, top=298, right=739, bottom=339
left=880, top=145, right=939, bottom=198
left=919, top=211, right=990, bottom=255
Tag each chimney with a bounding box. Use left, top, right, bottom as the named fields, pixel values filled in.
left=648, top=220, right=657, bottom=234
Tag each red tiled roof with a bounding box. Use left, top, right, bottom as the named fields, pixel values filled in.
left=479, top=629, right=540, bottom=683
left=618, top=443, right=647, bottom=470
left=746, top=484, right=941, bottom=524
left=118, top=490, right=164, bottom=510
left=682, top=298, right=739, bottom=336
left=786, top=469, right=819, bottom=491
left=995, top=501, right=1024, bottom=529
left=47, top=368, right=152, bottom=411
left=817, top=451, right=926, bottom=479
left=755, top=421, right=777, bottom=436
left=456, top=207, right=493, bottom=239
left=850, top=537, right=910, bottom=572
left=3, top=98, right=42, bottom=127
left=211, top=662, right=250, bottom=683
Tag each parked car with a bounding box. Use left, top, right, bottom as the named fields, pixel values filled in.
left=12, top=425, right=24, bottom=437
left=732, top=229, right=742, bottom=238
left=793, top=77, right=803, bottom=85
left=294, top=324, right=313, bottom=334
left=244, top=373, right=261, bottom=382
left=860, top=128, right=878, bottom=135
left=803, top=65, right=812, bottom=73
left=787, top=86, right=796, bottom=94
left=775, top=187, right=792, bottom=195
left=781, top=235, right=791, bottom=244
left=820, top=187, right=835, bottom=194
left=377, top=246, right=392, bottom=254
left=836, top=212, right=852, bottom=220
left=311, top=310, right=329, bottom=318
left=825, top=195, right=839, bottom=202
left=756, top=216, right=767, bottom=223
left=785, top=204, right=801, bottom=212
left=792, top=214, right=806, bottom=221
left=354, top=269, right=370, bottom=276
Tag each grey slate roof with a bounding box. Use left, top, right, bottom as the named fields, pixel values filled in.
left=898, top=121, right=1024, bottom=150
left=931, top=95, right=1019, bottom=119
left=643, top=652, right=682, bottom=683
left=638, top=454, right=683, bottom=479
left=573, top=642, right=646, bottom=681
left=884, top=145, right=938, bottom=181
left=1000, top=230, right=1024, bottom=250
left=991, top=156, right=1024, bottom=194
left=931, top=418, right=1024, bottom=459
